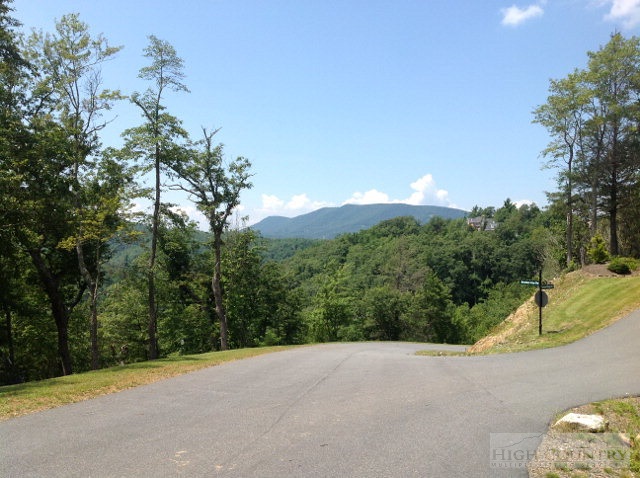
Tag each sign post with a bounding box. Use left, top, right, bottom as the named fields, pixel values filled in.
left=519, top=270, right=553, bottom=336
left=538, top=269, right=543, bottom=336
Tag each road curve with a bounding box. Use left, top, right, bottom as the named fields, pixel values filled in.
left=1, top=311, right=639, bottom=478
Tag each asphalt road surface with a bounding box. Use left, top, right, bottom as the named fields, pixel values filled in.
left=2, top=310, right=639, bottom=478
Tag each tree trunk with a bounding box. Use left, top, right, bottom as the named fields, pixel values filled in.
left=89, top=284, right=100, bottom=370
left=3, top=306, right=18, bottom=382
left=148, top=145, right=161, bottom=360
left=76, top=242, right=101, bottom=370
left=609, top=167, right=620, bottom=256
left=566, top=161, right=574, bottom=266
left=609, top=129, right=620, bottom=257
left=212, top=230, right=229, bottom=350
left=29, top=249, right=73, bottom=375
left=589, top=177, right=598, bottom=236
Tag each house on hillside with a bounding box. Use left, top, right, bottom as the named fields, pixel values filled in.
left=467, top=216, right=498, bottom=231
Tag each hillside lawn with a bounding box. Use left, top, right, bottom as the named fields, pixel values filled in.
left=468, top=267, right=640, bottom=354
left=0, top=346, right=298, bottom=421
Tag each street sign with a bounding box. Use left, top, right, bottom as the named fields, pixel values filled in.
left=520, top=280, right=554, bottom=289
left=534, top=290, right=549, bottom=307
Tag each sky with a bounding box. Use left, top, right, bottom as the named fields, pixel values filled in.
left=10, top=0, right=640, bottom=228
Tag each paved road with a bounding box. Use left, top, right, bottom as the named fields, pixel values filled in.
left=2, top=311, right=639, bottom=478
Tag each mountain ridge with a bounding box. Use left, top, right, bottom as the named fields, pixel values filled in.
left=251, top=203, right=468, bottom=239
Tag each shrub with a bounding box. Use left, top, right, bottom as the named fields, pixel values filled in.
left=607, top=257, right=639, bottom=275
left=587, top=234, right=610, bottom=264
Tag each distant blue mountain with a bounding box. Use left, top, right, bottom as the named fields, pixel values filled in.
left=252, top=203, right=468, bottom=239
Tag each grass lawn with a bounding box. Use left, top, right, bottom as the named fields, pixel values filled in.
left=0, top=345, right=297, bottom=421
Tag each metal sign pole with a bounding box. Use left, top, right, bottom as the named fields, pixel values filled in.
left=538, top=269, right=543, bottom=335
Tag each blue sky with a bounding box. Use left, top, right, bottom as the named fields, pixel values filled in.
left=10, top=0, right=640, bottom=227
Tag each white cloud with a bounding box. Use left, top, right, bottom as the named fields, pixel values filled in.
left=343, top=174, right=455, bottom=208
left=261, top=194, right=285, bottom=211
left=258, top=193, right=332, bottom=217
left=343, top=189, right=391, bottom=205
left=501, top=3, right=544, bottom=26
left=255, top=174, right=457, bottom=223
left=169, top=205, right=209, bottom=231
left=287, top=193, right=317, bottom=210
left=405, top=174, right=451, bottom=205
left=514, top=199, right=535, bottom=208
left=129, top=200, right=149, bottom=214
left=603, top=0, right=640, bottom=28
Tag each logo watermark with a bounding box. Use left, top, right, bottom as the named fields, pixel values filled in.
left=490, top=432, right=631, bottom=472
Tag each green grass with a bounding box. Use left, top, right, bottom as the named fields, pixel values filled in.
left=479, top=273, right=640, bottom=354
left=0, top=346, right=297, bottom=420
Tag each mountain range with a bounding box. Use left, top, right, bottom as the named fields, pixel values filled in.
left=251, top=203, right=468, bottom=239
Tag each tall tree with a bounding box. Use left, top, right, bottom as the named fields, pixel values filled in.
left=536, top=33, right=640, bottom=258
left=1, top=4, right=89, bottom=376
left=533, top=71, right=589, bottom=265
left=584, top=33, right=640, bottom=255
left=28, top=14, right=124, bottom=369
left=0, top=0, right=30, bottom=381
left=169, top=129, right=252, bottom=350
left=7, top=117, right=85, bottom=376
left=122, top=36, right=189, bottom=359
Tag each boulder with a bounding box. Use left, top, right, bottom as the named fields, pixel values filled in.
left=553, top=413, right=607, bottom=432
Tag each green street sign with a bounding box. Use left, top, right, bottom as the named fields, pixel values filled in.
left=520, top=280, right=539, bottom=286
left=520, top=280, right=554, bottom=289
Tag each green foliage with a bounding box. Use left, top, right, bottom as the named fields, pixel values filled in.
left=402, top=272, right=456, bottom=343
left=453, top=283, right=532, bottom=344
left=222, top=230, right=303, bottom=348
left=280, top=209, right=549, bottom=345
left=535, top=33, right=640, bottom=258
left=607, top=257, right=639, bottom=275
left=260, top=238, right=320, bottom=261
left=587, top=234, right=610, bottom=264
left=306, top=296, right=354, bottom=343
left=360, top=287, right=406, bottom=341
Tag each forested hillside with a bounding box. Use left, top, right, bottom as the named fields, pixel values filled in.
left=2, top=6, right=640, bottom=385
left=277, top=203, right=551, bottom=345
left=252, top=203, right=468, bottom=239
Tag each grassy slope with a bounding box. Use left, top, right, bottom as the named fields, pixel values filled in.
left=468, top=271, right=640, bottom=354
left=0, top=346, right=296, bottom=421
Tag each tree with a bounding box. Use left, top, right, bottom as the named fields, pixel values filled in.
left=0, top=7, right=90, bottom=375
left=361, top=287, right=406, bottom=341
left=533, top=71, right=589, bottom=266
left=7, top=117, right=86, bottom=376
left=402, top=271, right=456, bottom=343
left=121, top=35, right=189, bottom=359
left=169, top=129, right=252, bottom=350
left=537, top=33, right=640, bottom=259
left=584, top=33, right=640, bottom=256
left=222, top=229, right=265, bottom=348
left=28, top=14, right=124, bottom=369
